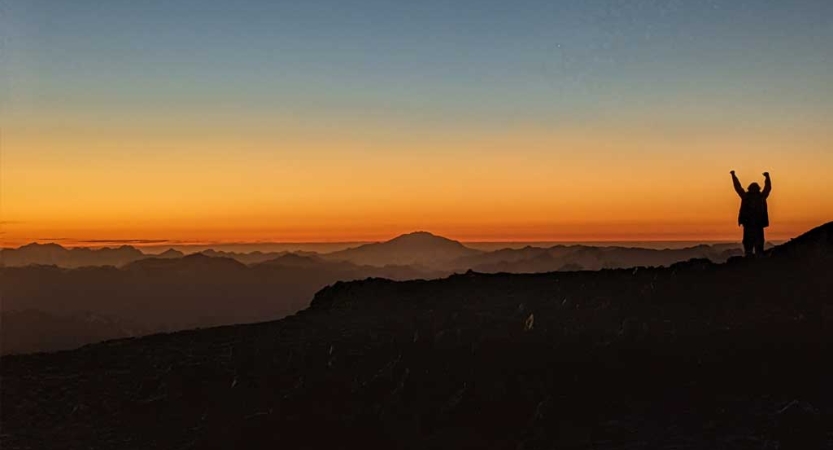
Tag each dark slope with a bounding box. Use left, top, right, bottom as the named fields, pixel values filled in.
left=1, top=254, right=440, bottom=354
left=452, top=242, right=745, bottom=272
left=0, top=310, right=139, bottom=355
left=2, top=223, right=832, bottom=449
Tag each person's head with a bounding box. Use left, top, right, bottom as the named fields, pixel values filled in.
left=748, top=182, right=761, bottom=193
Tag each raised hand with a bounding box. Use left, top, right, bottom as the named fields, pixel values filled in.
left=763, top=172, right=770, bottom=177
left=730, top=170, right=736, bottom=175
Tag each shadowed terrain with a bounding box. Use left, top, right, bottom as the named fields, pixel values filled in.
left=2, top=222, right=831, bottom=449
left=0, top=255, right=439, bottom=354
left=0, top=310, right=139, bottom=355
left=2, top=233, right=747, bottom=354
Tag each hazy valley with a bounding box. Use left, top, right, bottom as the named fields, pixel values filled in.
left=2, top=232, right=749, bottom=354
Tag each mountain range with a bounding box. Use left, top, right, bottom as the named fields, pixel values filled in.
left=1, top=232, right=750, bottom=354
left=0, top=243, right=184, bottom=268
left=1, top=232, right=752, bottom=354
left=2, top=231, right=747, bottom=271
left=2, top=222, right=831, bottom=448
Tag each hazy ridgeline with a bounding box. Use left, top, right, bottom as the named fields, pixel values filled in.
left=0, top=232, right=748, bottom=354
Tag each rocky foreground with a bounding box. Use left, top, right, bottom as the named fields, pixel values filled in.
left=2, top=223, right=832, bottom=449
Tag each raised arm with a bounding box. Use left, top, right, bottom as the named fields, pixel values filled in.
left=762, top=172, right=771, bottom=198
left=730, top=171, right=744, bottom=198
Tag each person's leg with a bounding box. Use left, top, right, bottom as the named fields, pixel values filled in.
left=754, top=227, right=766, bottom=256
left=742, top=227, right=754, bottom=257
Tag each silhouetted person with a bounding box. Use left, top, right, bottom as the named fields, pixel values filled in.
left=731, top=170, right=771, bottom=257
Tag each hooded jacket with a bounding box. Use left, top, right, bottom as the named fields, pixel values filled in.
left=733, top=175, right=771, bottom=228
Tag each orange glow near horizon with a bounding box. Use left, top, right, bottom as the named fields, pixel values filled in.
left=3, top=115, right=832, bottom=248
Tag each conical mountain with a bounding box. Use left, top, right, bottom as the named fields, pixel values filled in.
left=325, top=231, right=481, bottom=267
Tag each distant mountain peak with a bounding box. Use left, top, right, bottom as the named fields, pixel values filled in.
left=182, top=252, right=213, bottom=261
left=19, top=242, right=65, bottom=250
left=325, top=231, right=480, bottom=267
left=387, top=231, right=461, bottom=245
left=398, top=230, right=438, bottom=237
left=157, top=248, right=185, bottom=258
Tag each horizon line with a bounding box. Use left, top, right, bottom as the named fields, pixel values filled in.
left=3, top=237, right=786, bottom=251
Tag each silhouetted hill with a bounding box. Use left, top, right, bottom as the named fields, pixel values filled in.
left=325, top=231, right=482, bottom=267
left=155, top=248, right=186, bottom=259
left=0, top=243, right=327, bottom=268
left=199, top=249, right=319, bottom=265
left=2, top=222, right=831, bottom=448
left=1, top=254, right=441, bottom=355
left=450, top=243, right=745, bottom=272
left=0, top=243, right=145, bottom=268
left=768, top=221, right=833, bottom=259
left=123, top=252, right=248, bottom=272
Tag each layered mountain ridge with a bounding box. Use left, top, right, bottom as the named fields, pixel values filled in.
left=2, top=231, right=747, bottom=271
left=2, top=232, right=750, bottom=354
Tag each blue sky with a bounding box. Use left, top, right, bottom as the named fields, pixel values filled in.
left=5, top=0, right=831, bottom=126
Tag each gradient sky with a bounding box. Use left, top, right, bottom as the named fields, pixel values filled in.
left=2, top=0, right=832, bottom=246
